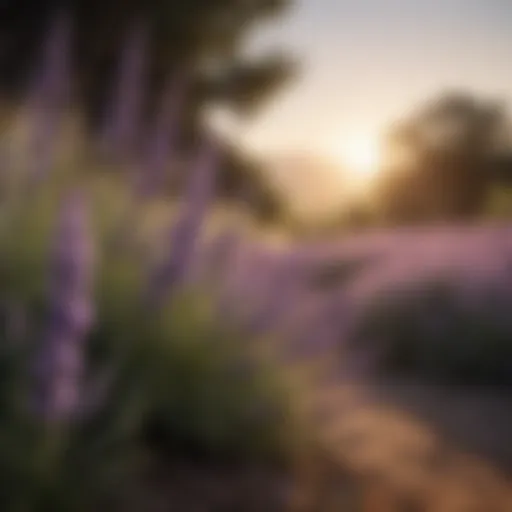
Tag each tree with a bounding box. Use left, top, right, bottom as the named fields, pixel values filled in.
left=0, top=0, right=295, bottom=220
left=0, top=0, right=294, bottom=117
left=376, top=92, right=509, bottom=223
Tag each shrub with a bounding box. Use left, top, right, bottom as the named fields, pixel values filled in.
left=350, top=276, right=512, bottom=386
left=0, top=15, right=307, bottom=509
left=0, top=138, right=297, bottom=511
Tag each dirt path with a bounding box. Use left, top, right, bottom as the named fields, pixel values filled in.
left=299, top=364, right=512, bottom=511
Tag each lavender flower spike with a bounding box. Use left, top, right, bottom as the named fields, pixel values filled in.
left=136, top=71, right=188, bottom=197
left=34, top=189, right=95, bottom=424
left=26, top=11, right=72, bottom=184
left=194, top=225, right=240, bottom=286
left=99, top=22, right=148, bottom=163
left=147, top=135, right=219, bottom=305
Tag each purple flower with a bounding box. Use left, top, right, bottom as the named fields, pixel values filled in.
left=224, top=249, right=315, bottom=336
left=25, top=11, right=72, bottom=184
left=33, top=190, right=95, bottom=424
left=214, top=241, right=277, bottom=326
left=135, top=71, right=188, bottom=197
left=99, top=23, right=148, bottom=163
left=190, top=225, right=241, bottom=286
left=146, top=136, right=218, bottom=304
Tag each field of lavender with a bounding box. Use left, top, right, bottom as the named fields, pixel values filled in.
left=1, top=14, right=512, bottom=512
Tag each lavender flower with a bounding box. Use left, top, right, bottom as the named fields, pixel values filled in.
left=214, top=241, right=276, bottom=326
left=107, top=70, right=187, bottom=252
left=25, top=12, right=72, bottom=185
left=33, top=190, right=95, bottom=424
left=146, top=136, right=218, bottom=305
left=229, top=250, right=311, bottom=336
left=190, top=224, right=240, bottom=286
left=99, top=23, right=148, bottom=163
left=136, top=72, right=188, bottom=197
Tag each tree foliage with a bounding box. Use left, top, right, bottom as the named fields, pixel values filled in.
left=376, top=92, right=510, bottom=223
left=0, top=0, right=295, bottom=221
left=0, top=0, right=295, bottom=121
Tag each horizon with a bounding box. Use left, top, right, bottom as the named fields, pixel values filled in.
left=206, top=0, right=512, bottom=217
left=235, top=0, right=512, bottom=163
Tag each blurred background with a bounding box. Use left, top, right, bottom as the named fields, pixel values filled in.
left=0, top=0, right=512, bottom=511
left=3, top=1, right=512, bottom=233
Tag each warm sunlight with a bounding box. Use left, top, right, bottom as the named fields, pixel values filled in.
left=340, top=135, right=382, bottom=180
left=324, top=134, right=383, bottom=194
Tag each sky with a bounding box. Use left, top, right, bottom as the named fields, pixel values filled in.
left=238, top=0, right=512, bottom=160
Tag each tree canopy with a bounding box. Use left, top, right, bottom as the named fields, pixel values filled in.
left=0, top=0, right=296, bottom=220
left=376, top=91, right=511, bottom=223
left=0, top=0, right=295, bottom=121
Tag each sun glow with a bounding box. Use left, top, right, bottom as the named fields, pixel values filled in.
left=339, top=135, right=382, bottom=180
left=321, top=133, right=383, bottom=198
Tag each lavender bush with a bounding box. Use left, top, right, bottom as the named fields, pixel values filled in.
left=0, top=15, right=304, bottom=512
left=0, top=133, right=298, bottom=512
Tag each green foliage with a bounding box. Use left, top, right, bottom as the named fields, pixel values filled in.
left=133, top=293, right=294, bottom=463
left=0, top=0, right=295, bottom=122
left=0, top=1, right=295, bottom=224
left=0, top=178, right=297, bottom=510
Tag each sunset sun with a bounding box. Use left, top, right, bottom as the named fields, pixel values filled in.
left=324, top=134, right=383, bottom=194
left=340, top=136, right=382, bottom=180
